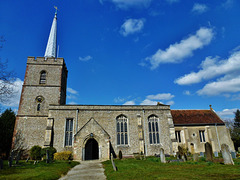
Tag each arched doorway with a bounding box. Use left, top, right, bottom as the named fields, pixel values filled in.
left=85, top=138, right=99, bottom=160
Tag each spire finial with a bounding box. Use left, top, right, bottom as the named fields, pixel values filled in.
left=44, top=9, right=58, bottom=58
left=54, top=6, right=59, bottom=15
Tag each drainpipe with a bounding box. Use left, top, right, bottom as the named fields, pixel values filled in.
left=215, top=123, right=221, bottom=151
left=75, top=108, right=79, bottom=135
left=142, top=109, right=148, bottom=156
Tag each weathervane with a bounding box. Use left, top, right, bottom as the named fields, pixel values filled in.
left=54, top=6, right=59, bottom=14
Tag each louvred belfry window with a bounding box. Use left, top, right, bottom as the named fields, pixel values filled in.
left=148, top=115, right=160, bottom=144
left=39, top=71, right=46, bottom=84
left=116, top=115, right=128, bottom=145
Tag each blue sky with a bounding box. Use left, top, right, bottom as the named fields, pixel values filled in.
left=0, top=0, right=240, bottom=120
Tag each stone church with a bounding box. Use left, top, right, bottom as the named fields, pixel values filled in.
left=14, top=11, right=235, bottom=161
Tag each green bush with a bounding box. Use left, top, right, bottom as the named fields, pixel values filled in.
left=41, top=147, right=57, bottom=160
left=54, top=151, right=72, bottom=160
left=30, top=145, right=42, bottom=160
left=118, top=150, right=122, bottom=159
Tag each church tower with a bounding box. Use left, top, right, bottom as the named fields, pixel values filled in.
left=15, top=10, right=68, bottom=148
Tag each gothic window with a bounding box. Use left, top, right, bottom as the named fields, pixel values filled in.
left=39, top=70, right=46, bottom=84
left=175, top=131, right=181, bottom=143
left=65, top=119, right=73, bottom=146
left=35, top=96, right=44, bottom=111
left=116, top=115, right=128, bottom=145
left=148, top=115, right=160, bottom=144
left=37, top=103, right=41, bottom=111
left=199, top=130, right=205, bottom=142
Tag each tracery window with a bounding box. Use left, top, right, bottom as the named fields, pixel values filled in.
left=65, top=119, right=73, bottom=146
left=199, top=130, right=205, bottom=142
left=116, top=115, right=128, bottom=145
left=148, top=115, right=160, bottom=144
left=175, top=131, right=181, bottom=143
left=39, top=70, right=46, bottom=84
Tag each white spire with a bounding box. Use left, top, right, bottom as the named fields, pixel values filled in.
left=44, top=10, right=57, bottom=58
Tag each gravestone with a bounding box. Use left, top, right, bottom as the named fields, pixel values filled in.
left=160, top=148, right=166, bottom=163
left=0, top=159, right=3, bottom=169
left=214, top=151, right=218, bottom=157
left=205, top=142, right=213, bottom=162
left=193, top=154, right=199, bottom=161
left=238, top=147, right=240, bottom=152
left=46, top=149, right=50, bottom=163
left=181, top=155, right=186, bottom=162
left=200, top=152, right=204, bottom=157
left=8, top=156, right=12, bottom=167
left=26, top=157, right=30, bottom=163
left=221, top=144, right=234, bottom=165
left=16, top=151, right=21, bottom=164
left=34, top=161, right=37, bottom=165
left=231, top=152, right=236, bottom=159
left=111, top=154, right=117, bottom=171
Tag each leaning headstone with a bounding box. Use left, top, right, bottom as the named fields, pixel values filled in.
left=214, top=151, right=218, bottom=157
left=34, top=161, right=37, bottom=165
left=181, top=155, right=186, bottom=162
left=46, top=149, right=50, bottom=163
left=200, top=152, right=204, bottom=157
left=160, top=148, right=166, bottom=163
left=111, top=154, right=117, bottom=171
left=193, top=154, right=199, bottom=161
left=0, top=159, right=3, bottom=169
left=231, top=151, right=236, bottom=159
left=205, top=142, right=213, bottom=162
left=26, top=157, right=30, bottom=163
left=16, top=151, right=21, bottom=165
left=221, top=144, right=234, bottom=165
left=8, top=156, right=12, bottom=167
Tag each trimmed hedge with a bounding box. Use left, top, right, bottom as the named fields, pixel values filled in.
left=30, top=145, right=42, bottom=160
left=54, top=151, right=72, bottom=160
left=41, top=147, right=57, bottom=160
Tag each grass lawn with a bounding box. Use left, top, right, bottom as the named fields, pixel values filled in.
left=103, top=157, right=240, bottom=180
left=0, top=160, right=80, bottom=180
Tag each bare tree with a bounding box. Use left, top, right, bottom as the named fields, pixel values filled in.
left=0, top=36, right=15, bottom=105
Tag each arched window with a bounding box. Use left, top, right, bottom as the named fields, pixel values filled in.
left=39, top=70, right=46, bottom=84
left=37, top=103, right=41, bottom=111
left=116, top=115, right=128, bottom=145
left=148, top=115, right=160, bottom=144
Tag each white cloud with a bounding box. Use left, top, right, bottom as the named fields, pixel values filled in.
left=192, top=3, right=208, bottom=14
left=79, top=55, right=92, bottom=62
left=120, top=18, right=145, bottom=37
left=123, top=100, right=135, bottom=105
left=183, top=90, right=191, bottom=95
left=140, top=99, right=158, bottom=105
left=147, top=93, right=174, bottom=100
left=0, top=78, right=23, bottom=107
left=145, top=27, right=214, bottom=69
left=114, top=97, right=126, bottom=103
left=197, top=75, right=240, bottom=96
left=166, top=101, right=174, bottom=105
left=68, top=101, right=77, bottom=105
left=67, top=87, right=78, bottom=95
left=101, top=0, right=152, bottom=9
left=175, top=49, right=240, bottom=89
left=217, top=108, right=237, bottom=118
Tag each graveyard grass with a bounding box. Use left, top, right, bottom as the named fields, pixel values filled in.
left=103, top=157, right=240, bottom=180
left=0, top=160, right=79, bottom=179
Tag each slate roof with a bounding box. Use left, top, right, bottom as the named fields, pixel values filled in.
left=171, top=110, right=225, bottom=125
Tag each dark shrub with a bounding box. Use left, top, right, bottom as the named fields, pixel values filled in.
left=41, top=147, right=57, bottom=160
left=119, top=150, right=122, bottom=159
left=30, top=145, right=42, bottom=160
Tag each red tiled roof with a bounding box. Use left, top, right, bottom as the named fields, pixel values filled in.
left=171, top=110, right=225, bottom=125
